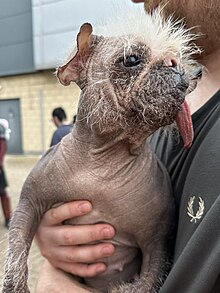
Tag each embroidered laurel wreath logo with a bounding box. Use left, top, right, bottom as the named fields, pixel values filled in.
left=187, top=196, right=205, bottom=223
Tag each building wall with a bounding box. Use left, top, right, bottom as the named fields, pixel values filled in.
left=0, top=0, right=34, bottom=76
left=32, top=0, right=133, bottom=69
left=0, top=71, right=80, bottom=154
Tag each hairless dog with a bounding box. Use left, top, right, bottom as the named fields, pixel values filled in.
left=3, top=7, right=202, bottom=293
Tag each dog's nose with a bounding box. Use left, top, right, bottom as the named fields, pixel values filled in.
left=164, top=57, right=180, bottom=68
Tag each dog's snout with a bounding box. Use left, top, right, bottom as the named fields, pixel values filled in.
left=172, top=67, right=189, bottom=93
left=152, top=58, right=190, bottom=93
left=163, top=56, right=185, bottom=77
left=177, top=78, right=189, bottom=92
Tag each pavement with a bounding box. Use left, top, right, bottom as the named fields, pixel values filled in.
left=0, top=155, right=44, bottom=292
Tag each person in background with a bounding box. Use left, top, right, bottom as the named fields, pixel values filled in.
left=50, top=107, right=73, bottom=147
left=0, top=119, right=12, bottom=229
left=36, top=0, right=220, bottom=292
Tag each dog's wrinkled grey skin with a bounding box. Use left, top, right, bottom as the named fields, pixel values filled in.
left=3, top=8, right=202, bottom=293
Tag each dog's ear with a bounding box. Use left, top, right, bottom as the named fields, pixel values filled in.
left=57, top=23, right=93, bottom=86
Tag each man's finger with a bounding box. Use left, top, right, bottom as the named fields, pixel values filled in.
left=45, top=224, right=115, bottom=246
left=45, top=243, right=115, bottom=264
left=54, top=261, right=107, bottom=278
left=41, top=201, right=92, bottom=225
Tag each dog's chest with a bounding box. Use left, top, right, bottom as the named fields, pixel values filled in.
left=59, top=148, right=167, bottom=228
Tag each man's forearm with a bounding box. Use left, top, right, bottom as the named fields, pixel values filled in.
left=36, top=259, right=92, bottom=293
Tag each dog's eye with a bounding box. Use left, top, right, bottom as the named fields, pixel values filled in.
left=123, top=55, right=141, bottom=67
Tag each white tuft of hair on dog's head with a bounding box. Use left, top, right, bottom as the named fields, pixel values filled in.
left=94, top=4, right=201, bottom=62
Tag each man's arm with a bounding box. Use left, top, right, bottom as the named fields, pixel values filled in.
left=36, top=259, right=92, bottom=293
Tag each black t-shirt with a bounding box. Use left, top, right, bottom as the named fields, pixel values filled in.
left=150, top=90, right=220, bottom=293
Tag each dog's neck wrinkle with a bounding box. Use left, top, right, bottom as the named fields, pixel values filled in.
left=72, top=119, right=152, bottom=160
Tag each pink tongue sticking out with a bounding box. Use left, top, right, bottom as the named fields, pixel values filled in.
left=176, top=100, right=194, bottom=148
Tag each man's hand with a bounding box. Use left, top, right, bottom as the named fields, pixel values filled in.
left=35, top=201, right=115, bottom=277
